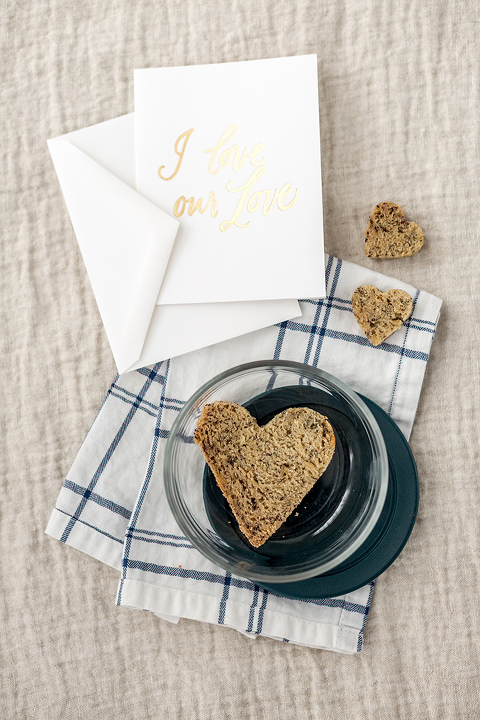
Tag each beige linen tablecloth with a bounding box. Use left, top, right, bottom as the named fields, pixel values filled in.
left=1, top=1, right=479, bottom=718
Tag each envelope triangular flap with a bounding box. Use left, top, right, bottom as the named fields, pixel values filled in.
left=47, top=137, right=179, bottom=371
left=61, top=113, right=137, bottom=189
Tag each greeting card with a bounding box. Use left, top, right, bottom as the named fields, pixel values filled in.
left=134, top=55, right=325, bottom=306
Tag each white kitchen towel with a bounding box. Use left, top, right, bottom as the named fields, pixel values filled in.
left=46, top=255, right=442, bottom=653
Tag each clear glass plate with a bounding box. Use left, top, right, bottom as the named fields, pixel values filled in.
left=164, top=360, right=388, bottom=583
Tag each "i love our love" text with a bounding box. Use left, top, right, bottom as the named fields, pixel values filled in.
left=157, top=124, right=299, bottom=232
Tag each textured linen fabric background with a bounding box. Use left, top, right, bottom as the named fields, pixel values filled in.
left=1, top=1, right=479, bottom=718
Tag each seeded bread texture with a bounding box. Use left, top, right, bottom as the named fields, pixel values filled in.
left=194, top=401, right=335, bottom=548
left=352, top=285, right=414, bottom=346
left=365, top=201, right=424, bottom=258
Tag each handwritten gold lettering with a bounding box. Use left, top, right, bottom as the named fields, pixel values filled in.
left=205, top=124, right=265, bottom=175
left=204, top=125, right=238, bottom=175
left=236, top=143, right=264, bottom=172
left=164, top=123, right=298, bottom=230
left=246, top=191, right=262, bottom=214
left=220, top=166, right=265, bottom=231
left=222, top=172, right=299, bottom=230
left=247, top=188, right=279, bottom=215
left=276, top=182, right=299, bottom=210
left=173, top=191, right=219, bottom=218
left=158, top=128, right=194, bottom=181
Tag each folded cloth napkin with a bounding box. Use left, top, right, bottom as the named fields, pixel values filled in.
left=46, top=255, right=442, bottom=653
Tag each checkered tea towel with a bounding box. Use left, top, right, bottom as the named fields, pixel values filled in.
left=46, top=255, right=442, bottom=653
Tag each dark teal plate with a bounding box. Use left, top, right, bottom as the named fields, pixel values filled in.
left=256, top=395, right=419, bottom=599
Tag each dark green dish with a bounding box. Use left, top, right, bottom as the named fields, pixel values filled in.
left=203, top=389, right=418, bottom=599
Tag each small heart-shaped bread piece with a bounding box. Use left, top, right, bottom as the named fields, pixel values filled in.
left=365, top=202, right=424, bottom=258
left=194, top=402, right=335, bottom=547
left=352, top=285, right=413, bottom=346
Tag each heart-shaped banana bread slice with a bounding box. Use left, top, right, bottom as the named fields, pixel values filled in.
left=365, top=202, right=424, bottom=258
left=194, top=402, right=335, bottom=547
left=352, top=285, right=413, bottom=346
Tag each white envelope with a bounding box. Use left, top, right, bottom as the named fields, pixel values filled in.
left=48, top=114, right=301, bottom=374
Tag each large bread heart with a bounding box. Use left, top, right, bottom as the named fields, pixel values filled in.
left=365, top=201, right=424, bottom=258
left=194, top=402, right=335, bottom=548
left=352, top=285, right=413, bottom=346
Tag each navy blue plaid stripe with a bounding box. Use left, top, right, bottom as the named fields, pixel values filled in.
left=311, top=257, right=342, bottom=366
left=111, top=383, right=160, bottom=410
left=130, top=364, right=170, bottom=533
left=108, top=390, right=158, bottom=417
left=55, top=507, right=124, bottom=544
left=303, top=255, right=334, bottom=365
left=269, top=592, right=369, bottom=614
left=131, top=528, right=188, bottom=541
left=278, top=318, right=430, bottom=360
left=357, top=581, right=376, bottom=652
left=406, top=321, right=434, bottom=334
left=162, top=396, right=185, bottom=409
left=63, top=480, right=131, bottom=519
left=410, top=316, right=436, bottom=327
left=388, top=291, right=420, bottom=415
left=255, top=589, right=269, bottom=634
left=245, top=586, right=270, bottom=635
left=60, top=366, right=162, bottom=544
left=108, top=386, right=187, bottom=418
left=218, top=573, right=232, bottom=624
left=320, top=300, right=355, bottom=314
left=163, top=400, right=185, bottom=410
left=135, top=366, right=168, bottom=384
left=272, top=320, right=288, bottom=359
left=246, top=585, right=261, bottom=633
left=325, top=329, right=429, bottom=359
left=127, top=534, right=194, bottom=550
left=123, top=559, right=258, bottom=591
left=299, top=295, right=434, bottom=335
left=118, top=361, right=172, bottom=603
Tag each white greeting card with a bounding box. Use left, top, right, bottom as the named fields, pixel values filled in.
left=134, top=55, right=325, bottom=306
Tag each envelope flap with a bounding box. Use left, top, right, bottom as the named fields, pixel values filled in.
left=47, top=138, right=179, bottom=372
left=63, top=113, right=137, bottom=189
